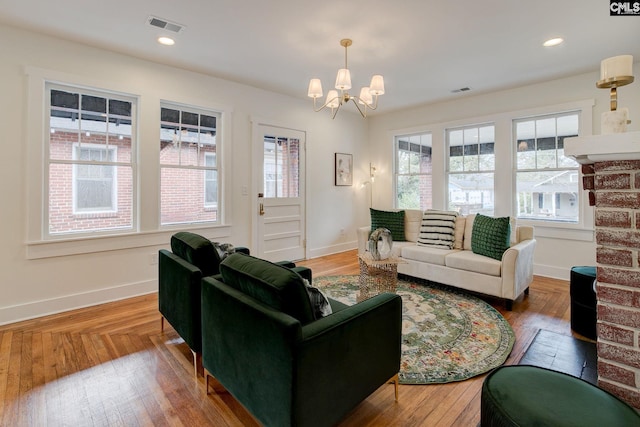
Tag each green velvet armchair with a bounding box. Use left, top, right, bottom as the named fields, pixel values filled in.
left=158, top=232, right=250, bottom=377
left=201, top=253, right=402, bottom=427
left=159, top=232, right=309, bottom=378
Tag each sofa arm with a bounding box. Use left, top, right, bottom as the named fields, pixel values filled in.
left=501, top=238, right=537, bottom=300
left=357, top=226, right=371, bottom=254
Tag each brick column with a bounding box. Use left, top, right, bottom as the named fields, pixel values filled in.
left=592, top=160, right=640, bottom=409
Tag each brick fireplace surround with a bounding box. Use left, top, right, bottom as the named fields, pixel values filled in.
left=566, top=131, right=640, bottom=409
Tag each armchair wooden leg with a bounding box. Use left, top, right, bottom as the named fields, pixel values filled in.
left=389, top=373, right=399, bottom=402
left=205, top=369, right=211, bottom=395
left=192, top=350, right=202, bottom=379
left=160, top=316, right=164, bottom=332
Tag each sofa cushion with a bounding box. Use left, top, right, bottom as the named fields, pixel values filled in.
left=404, top=209, right=424, bottom=242
left=463, top=214, right=476, bottom=250
left=417, top=210, right=458, bottom=249
left=453, top=216, right=466, bottom=249
left=370, top=208, right=406, bottom=242
left=445, top=250, right=502, bottom=277
left=401, top=244, right=458, bottom=266
left=219, top=253, right=315, bottom=324
left=171, top=231, right=219, bottom=276
left=471, top=214, right=511, bottom=261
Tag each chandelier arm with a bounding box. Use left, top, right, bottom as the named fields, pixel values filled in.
left=312, top=95, right=342, bottom=113
left=330, top=105, right=341, bottom=119
left=349, top=97, right=367, bottom=118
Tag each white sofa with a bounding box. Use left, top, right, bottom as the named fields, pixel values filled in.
left=357, top=210, right=536, bottom=310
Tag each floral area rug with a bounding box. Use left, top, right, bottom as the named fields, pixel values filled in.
left=314, top=275, right=515, bottom=384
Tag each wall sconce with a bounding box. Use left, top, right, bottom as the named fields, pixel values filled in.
left=597, top=55, right=634, bottom=134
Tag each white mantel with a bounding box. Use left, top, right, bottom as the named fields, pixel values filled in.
left=565, top=131, right=640, bottom=164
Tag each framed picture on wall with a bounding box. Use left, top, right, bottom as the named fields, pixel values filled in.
left=335, top=153, right=353, bottom=186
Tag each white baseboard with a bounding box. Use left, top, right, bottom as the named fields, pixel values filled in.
left=0, top=279, right=157, bottom=326
left=534, top=263, right=571, bottom=281
left=308, top=241, right=357, bottom=259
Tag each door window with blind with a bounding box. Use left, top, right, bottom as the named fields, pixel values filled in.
left=263, top=135, right=300, bottom=198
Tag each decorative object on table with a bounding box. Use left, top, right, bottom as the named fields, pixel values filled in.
left=307, top=38, right=385, bottom=119
left=597, top=55, right=634, bottom=134
left=368, top=227, right=393, bottom=260
left=315, top=275, right=515, bottom=384
left=334, top=152, right=353, bottom=186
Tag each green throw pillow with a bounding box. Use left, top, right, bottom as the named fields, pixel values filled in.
left=471, top=214, right=511, bottom=260
left=370, top=208, right=405, bottom=242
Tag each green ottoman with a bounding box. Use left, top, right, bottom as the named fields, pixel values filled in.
left=481, top=365, right=640, bottom=427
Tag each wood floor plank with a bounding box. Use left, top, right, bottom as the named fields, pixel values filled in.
left=0, top=250, right=576, bottom=426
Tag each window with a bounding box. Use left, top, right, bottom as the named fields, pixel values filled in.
left=204, top=153, right=217, bottom=208
left=447, top=124, right=495, bottom=216
left=160, top=103, right=220, bottom=225
left=47, top=84, right=135, bottom=236
left=73, top=144, right=117, bottom=213
left=514, top=112, right=579, bottom=222
left=263, top=135, right=299, bottom=198
left=394, top=133, right=432, bottom=210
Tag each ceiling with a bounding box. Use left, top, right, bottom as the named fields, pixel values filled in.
left=1, top=0, right=638, bottom=115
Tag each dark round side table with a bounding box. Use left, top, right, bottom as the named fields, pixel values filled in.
left=570, top=266, right=597, bottom=340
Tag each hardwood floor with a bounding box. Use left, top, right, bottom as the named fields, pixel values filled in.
left=0, top=250, right=575, bottom=426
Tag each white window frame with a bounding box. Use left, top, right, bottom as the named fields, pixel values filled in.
left=44, top=82, right=137, bottom=239
left=513, top=111, right=581, bottom=224
left=204, top=152, right=218, bottom=209
left=445, top=123, right=496, bottom=216
left=159, top=101, right=221, bottom=227
left=72, top=143, right=118, bottom=214
left=394, top=132, right=433, bottom=210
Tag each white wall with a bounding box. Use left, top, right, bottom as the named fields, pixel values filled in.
left=2, top=22, right=638, bottom=324
left=0, top=24, right=369, bottom=324
left=367, top=66, right=640, bottom=280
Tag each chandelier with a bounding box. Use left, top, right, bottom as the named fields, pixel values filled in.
left=307, top=39, right=385, bottom=119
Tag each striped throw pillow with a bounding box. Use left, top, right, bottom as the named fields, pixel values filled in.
left=417, top=210, right=458, bottom=249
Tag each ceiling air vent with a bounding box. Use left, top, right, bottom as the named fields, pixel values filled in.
left=147, top=16, right=185, bottom=33
left=451, top=87, right=471, bottom=93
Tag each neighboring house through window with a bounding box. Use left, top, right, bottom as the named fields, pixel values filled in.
left=47, top=84, right=135, bottom=236
left=394, top=132, right=433, bottom=210
left=447, top=124, right=495, bottom=216
left=160, top=103, right=221, bottom=225
left=514, top=112, right=579, bottom=223
left=73, top=144, right=117, bottom=213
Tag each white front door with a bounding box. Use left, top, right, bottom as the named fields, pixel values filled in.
left=253, top=123, right=306, bottom=262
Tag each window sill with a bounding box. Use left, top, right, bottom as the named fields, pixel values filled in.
left=26, top=225, right=232, bottom=259
left=517, top=219, right=594, bottom=242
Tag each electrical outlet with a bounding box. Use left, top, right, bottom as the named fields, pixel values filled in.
left=340, top=228, right=345, bottom=236
left=150, top=253, right=158, bottom=265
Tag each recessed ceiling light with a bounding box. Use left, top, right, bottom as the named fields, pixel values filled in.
left=157, top=36, right=175, bottom=46
left=543, top=37, right=564, bottom=47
